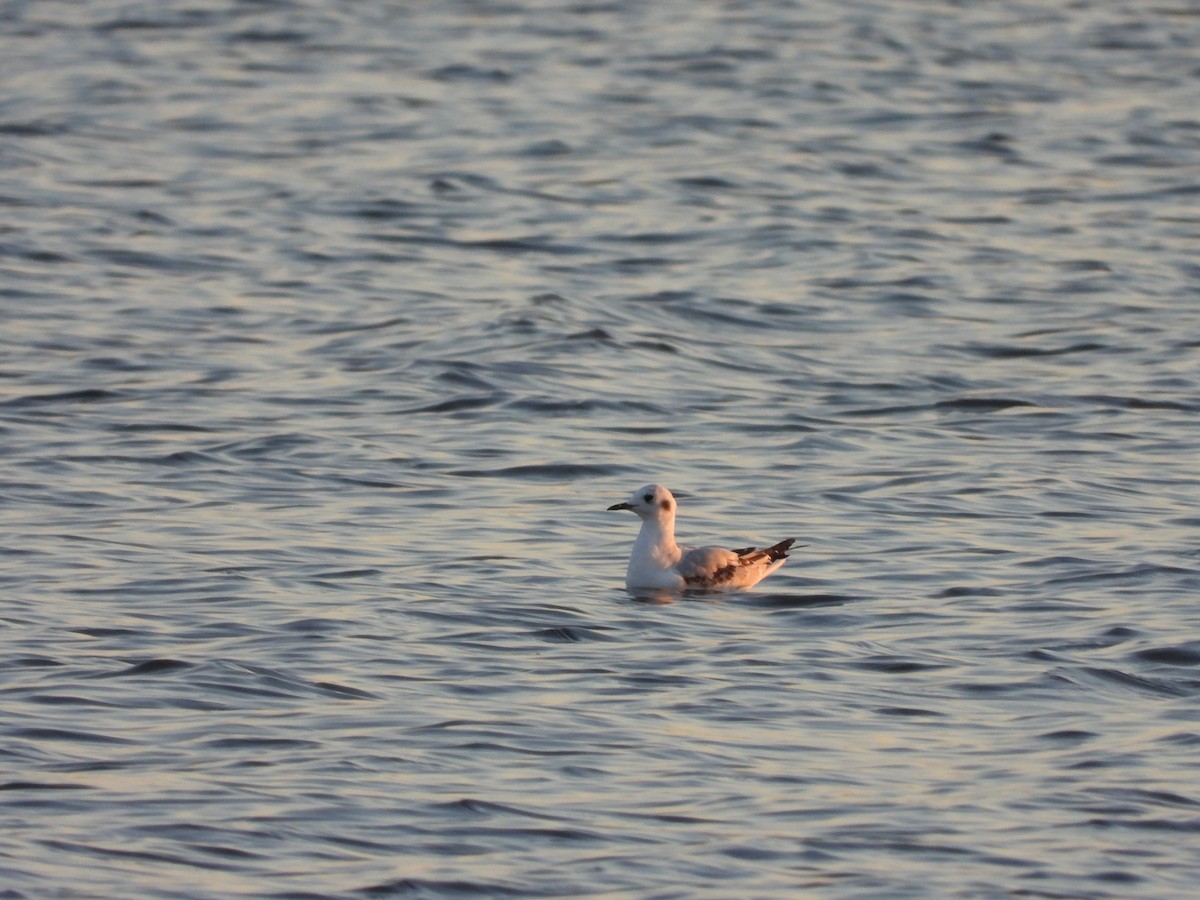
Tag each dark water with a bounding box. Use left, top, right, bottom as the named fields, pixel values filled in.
left=3, top=1, right=1200, bottom=896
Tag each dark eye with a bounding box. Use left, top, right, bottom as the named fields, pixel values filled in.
left=643, top=492, right=654, bottom=503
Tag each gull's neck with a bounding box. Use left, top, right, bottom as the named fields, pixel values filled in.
left=630, top=510, right=680, bottom=572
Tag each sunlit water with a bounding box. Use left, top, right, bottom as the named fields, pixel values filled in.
left=3, top=1, right=1199, bottom=897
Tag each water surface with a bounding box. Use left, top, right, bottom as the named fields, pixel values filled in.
left=2, top=1, right=1199, bottom=897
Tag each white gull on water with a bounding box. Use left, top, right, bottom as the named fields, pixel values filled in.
left=608, top=484, right=796, bottom=592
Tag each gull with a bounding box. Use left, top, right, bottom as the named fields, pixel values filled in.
left=608, top=484, right=797, bottom=592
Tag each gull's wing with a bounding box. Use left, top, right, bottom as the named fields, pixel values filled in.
left=676, top=546, right=741, bottom=587
left=677, top=538, right=797, bottom=591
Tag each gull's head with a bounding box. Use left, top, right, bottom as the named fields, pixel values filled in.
left=608, top=484, right=676, bottom=521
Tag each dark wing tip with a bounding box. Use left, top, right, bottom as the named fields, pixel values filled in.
left=732, top=538, right=799, bottom=563
left=766, top=538, right=797, bottom=561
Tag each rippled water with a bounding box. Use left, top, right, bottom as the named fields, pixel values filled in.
left=3, top=1, right=1200, bottom=897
